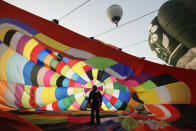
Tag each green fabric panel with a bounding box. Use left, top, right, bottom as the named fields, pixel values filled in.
left=50, top=73, right=60, bottom=87
left=63, top=95, right=75, bottom=107
left=85, top=57, right=118, bottom=69
left=105, top=89, right=113, bottom=95
left=60, top=65, right=70, bottom=75
left=113, top=83, right=126, bottom=91
left=140, top=80, right=157, bottom=90
left=74, top=88, right=83, bottom=94
left=158, top=0, right=196, bottom=49
left=119, top=117, right=139, bottom=130
left=50, top=59, right=59, bottom=70
left=149, top=17, right=188, bottom=66
left=22, top=85, right=32, bottom=109
left=103, top=77, right=113, bottom=85
left=180, top=0, right=196, bottom=13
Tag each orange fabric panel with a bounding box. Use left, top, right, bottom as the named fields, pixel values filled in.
left=0, top=81, right=12, bottom=111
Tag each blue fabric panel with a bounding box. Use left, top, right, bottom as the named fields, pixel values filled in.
left=23, top=61, right=36, bottom=85
left=100, top=72, right=110, bottom=82
left=0, top=18, right=39, bottom=35
left=62, top=78, right=70, bottom=87
left=37, top=49, right=49, bottom=66
left=57, top=99, right=68, bottom=110
left=118, top=91, right=131, bottom=104
left=102, top=96, right=108, bottom=104
left=55, top=87, right=68, bottom=100
left=105, top=101, right=113, bottom=109
left=110, top=64, right=135, bottom=78
left=0, top=41, right=2, bottom=45
left=76, top=77, right=86, bottom=84
left=80, top=98, right=88, bottom=110
left=62, top=57, right=69, bottom=64
left=71, top=73, right=79, bottom=81
left=44, top=48, right=52, bottom=54
left=35, top=108, right=41, bottom=111
left=114, top=99, right=123, bottom=109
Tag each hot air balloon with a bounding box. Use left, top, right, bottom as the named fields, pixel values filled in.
left=106, top=4, right=123, bottom=26
left=148, top=0, right=196, bottom=69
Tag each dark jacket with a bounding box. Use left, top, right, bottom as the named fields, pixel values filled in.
left=88, top=90, right=102, bottom=107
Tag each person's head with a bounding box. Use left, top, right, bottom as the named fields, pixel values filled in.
left=92, top=85, right=97, bottom=91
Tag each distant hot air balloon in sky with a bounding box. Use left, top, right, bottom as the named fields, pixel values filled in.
left=106, top=4, right=123, bottom=26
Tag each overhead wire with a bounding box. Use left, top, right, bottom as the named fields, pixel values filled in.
left=94, top=9, right=158, bottom=37
left=121, top=40, right=148, bottom=49
left=58, top=0, right=91, bottom=21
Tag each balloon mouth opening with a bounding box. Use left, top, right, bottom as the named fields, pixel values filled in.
left=112, top=16, right=121, bottom=26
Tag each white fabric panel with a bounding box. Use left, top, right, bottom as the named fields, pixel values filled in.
left=155, top=86, right=171, bottom=104
left=10, top=32, right=23, bottom=51
left=37, top=67, right=48, bottom=87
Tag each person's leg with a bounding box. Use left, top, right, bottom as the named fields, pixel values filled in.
left=91, top=107, right=94, bottom=123
left=96, top=106, right=100, bottom=124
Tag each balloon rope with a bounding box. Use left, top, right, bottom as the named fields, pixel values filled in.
left=58, top=0, right=91, bottom=21
left=94, top=9, right=158, bottom=37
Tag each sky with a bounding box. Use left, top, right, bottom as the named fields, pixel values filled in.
left=4, top=0, right=167, bottom=64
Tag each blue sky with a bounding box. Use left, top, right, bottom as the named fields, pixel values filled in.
left=4, top=0, right=167, bottom=64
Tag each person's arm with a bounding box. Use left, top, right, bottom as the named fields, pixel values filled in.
left=99, top=92, right=102, bottom=107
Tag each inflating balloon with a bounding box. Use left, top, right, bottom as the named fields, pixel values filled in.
left=0, top=1, right=196, bottom=130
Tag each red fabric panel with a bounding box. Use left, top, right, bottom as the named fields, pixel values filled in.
left=110, top=96, right=118, bottom=105
left=29, top=86, right=40, bottom=108
left=0, top=110, right=42, bottom=131
left=55, top=60, right=66, bottom=73
left=67, top=59, right=78, bottom=67
left=83, top=65, right=92, bottom=72
left=41, top=106, right=47, bottom=111
left=52, top=101, right=60, bottom=111
left=163, top=104, right=180, bottom=122
left=30, top=44, right=45, bottom=63
left=68, top=80, right=76, bottom=87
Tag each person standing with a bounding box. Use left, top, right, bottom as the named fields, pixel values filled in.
left=88, top=85, right=102, bottom=125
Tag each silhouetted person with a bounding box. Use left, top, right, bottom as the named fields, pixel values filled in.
left=88, top=85, right=102, bottom=125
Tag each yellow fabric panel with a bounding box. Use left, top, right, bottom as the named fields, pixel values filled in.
left=92, top=69, right=98, bottom=80
left=23, top=38, right=38, bottom=60
left=0, top=48, right=15, bottom=81
left=0, top=81, right=12, bottom=111
left=41, top=87, right=57, bottom=105
left=137, top=89, right=161, bottom=104
left=72, top=61, right=86, bottom=76
left=132, top=86, right=146, bottom=92
left=101, top=104, right=110, bottom=111
left=68, top=105, right=78, bottom=110
left=128, top=98, right=140, bottom=108
left=22, top=85, right=32, bottom=109
left=84, top=83, right=92, bottom=88
left=35, top=33, right=70, bottom=52
left=166, top=82, right=191, bottom=104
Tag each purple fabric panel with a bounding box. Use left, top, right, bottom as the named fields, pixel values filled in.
left=131, top=73, right=154, bottom=84
left=16, top=35, right=31, bottom=55
left=15, top=83, right=25, bottom=108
